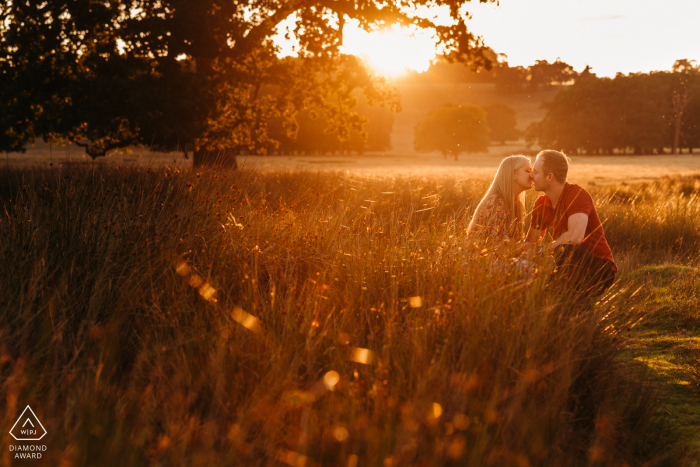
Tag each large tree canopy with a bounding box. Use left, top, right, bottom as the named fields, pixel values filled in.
left=0, top=0, right=496, bottom=163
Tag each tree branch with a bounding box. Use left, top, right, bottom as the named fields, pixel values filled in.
left=75, top=137, right=139, bottom=158
left=233, top=0, right=300, bottom=54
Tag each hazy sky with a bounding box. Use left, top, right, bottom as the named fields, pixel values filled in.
left=275, top=0, right=700, bottom=77
left=465, top=0, right=700, bottom=77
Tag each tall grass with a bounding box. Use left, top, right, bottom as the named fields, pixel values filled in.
left=596, top=176, right=700, bottom=267
left=1, top=167, right=697, bottom=466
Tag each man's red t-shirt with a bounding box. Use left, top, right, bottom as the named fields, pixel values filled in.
left=531, top=183, right=617, bottom=272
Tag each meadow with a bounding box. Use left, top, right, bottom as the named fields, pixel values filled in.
left=1, top=165, right=699, bottom=466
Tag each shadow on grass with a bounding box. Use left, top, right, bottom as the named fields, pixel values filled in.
left=619, top=264, right=700, bottom=466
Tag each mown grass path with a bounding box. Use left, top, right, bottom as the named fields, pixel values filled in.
left=621, top=265, right=700, bottom=466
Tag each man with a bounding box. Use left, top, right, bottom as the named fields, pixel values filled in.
left=526, top=150, right=617, bottom=297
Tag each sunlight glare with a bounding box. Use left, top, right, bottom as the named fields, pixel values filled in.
left=277, top=448, right=309, bottom=467
left=323, top=370, right=340, bottom=390
left=232, top=306, right=262, bottom=334
left=350, top=347, right=374, bottom=365
left=272, top=14, right=301, bottom=57
left=341, top=21, right=438, bottom=76
left=116, top=38, right=127, bottom=55
left=273, top=14, right=440, bottom=76
left=333, top=426, right=349, bottom=442
left=431, top=402, right=443, bottom=419
left=188, top=274, right=203, bottom=288
left=175, top=261, right=191, bottom=276
left=198, top=283, right=216, bottom=301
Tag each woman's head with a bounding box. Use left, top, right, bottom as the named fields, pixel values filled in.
left=468, top=155, right=532, bottom=236
left=493, top=155, right=533, bottom=198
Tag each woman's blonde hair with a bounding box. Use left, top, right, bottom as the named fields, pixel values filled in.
left=467, top=155, right=531, bottom=238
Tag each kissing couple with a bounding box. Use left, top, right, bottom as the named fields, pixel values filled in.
left=467, top=150, right=617, bottom=298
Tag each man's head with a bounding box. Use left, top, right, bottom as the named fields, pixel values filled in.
left=531, top=150, right=570, bottom=191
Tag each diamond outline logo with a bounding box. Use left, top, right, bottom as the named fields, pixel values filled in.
left=9, top=406, right=47, bottom=441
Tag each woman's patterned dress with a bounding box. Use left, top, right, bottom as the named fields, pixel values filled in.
left=469, top=196, right=523, bottom=245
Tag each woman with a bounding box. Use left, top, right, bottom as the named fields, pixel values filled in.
left=467, top=155, right=533, bottom=249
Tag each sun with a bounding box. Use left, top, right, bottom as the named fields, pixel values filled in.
left=341, top=22, right=438, bottom=77
left=273, top=16, right=441, bottom=77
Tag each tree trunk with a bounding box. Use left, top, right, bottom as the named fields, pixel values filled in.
left=193, top=148, right=238, bottom=169
left=672, top=87, right=690, bottom=155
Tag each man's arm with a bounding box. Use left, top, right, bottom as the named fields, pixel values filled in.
left=551, top=213, right=589, bottom=249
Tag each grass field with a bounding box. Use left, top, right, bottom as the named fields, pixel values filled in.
left=8, top=139, right=700, bottom=184
left=1, top=165, right=699, bottom=466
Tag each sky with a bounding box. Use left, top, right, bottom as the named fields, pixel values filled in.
left=274, top=0, right=700, bottom=77
left=465, top=0, right=700, bottom=77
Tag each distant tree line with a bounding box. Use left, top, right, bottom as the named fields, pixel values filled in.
left=413, top=102, right=519, bottom=160
left=406, top=50, right=578, bottom=92
left=527, top=60, right=700, bottom=155
left=493, top=59, right=579, bottom=93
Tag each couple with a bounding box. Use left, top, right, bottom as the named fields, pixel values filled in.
left=467, top=150, right=617, bottom=297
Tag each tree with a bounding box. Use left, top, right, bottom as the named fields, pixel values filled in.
left=0, top=0, right=497, bottom=166
left=671, top=59, right=699, bottom=154
left=492, top=58, right=578, bottom=94
left=576, top=65, right=596, bottom=82
left=494, top=64, right=529, bottom=93
left=527, top=74, right=663, bottom=154
left=681, top=82, right=700, bottom=153
left=527, top=64, right=700, bottom=155
left=528, top=58, right=578, bottom=89
left=414, top=104, right=490, bottom=160
left=484, top=104, right=519, bottom=144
